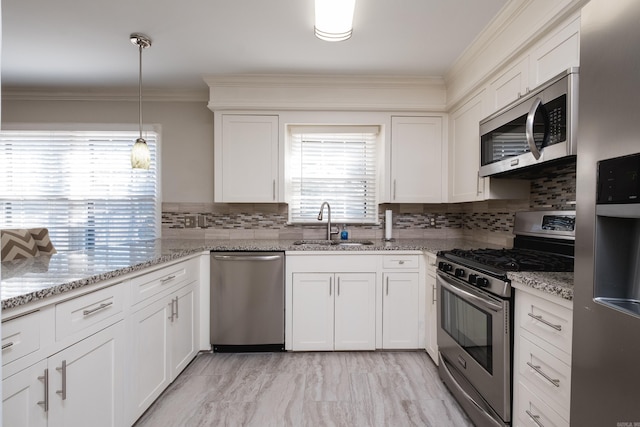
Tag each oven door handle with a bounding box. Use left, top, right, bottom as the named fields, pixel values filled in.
left=438, top=274, right=504, bottom=313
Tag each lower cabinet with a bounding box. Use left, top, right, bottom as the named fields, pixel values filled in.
left=128, top=282, right=197, bottom=424
left=292, top=272, right=376, bottom=351
left=424, top=253, right=438, bottom=363
left=382, top=272, right=420, bottom=349
left=3, top=321, right=125, bottom=427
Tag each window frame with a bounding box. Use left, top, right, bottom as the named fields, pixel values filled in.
left=0, top=123, right=162, bottom=250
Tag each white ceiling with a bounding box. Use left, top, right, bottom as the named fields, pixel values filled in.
left=2, top=0, right=507, bottom=95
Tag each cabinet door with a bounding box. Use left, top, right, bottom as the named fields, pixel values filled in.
left=48, top=321, right=124, bottom=427
left=448, top=91, right=485, bottom=203
left=128, top=297, right=171, bottom=423
left=2, top=360, right=48, bottom=427
left=334, top=273, right=376, bottom=351
left=529, top=15, right=580, bottom=88
left=425, top=257, right=438, bottom=364
left=390, top=116, right=444, bottom=203
left=488, top=56, right=529, bottom=113
left=382, top=272, right=420, bottom=349
left=216, top=114, right=279, bottom=202
left=292, top=273, right=334, bottom=351
left=170, top=284, right=197, bottom=379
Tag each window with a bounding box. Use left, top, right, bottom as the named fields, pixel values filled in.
left=288, top=126, right=378, bottom=224
left=0, top=129, right=160, bottom=251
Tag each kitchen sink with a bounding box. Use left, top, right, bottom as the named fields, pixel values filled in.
left=292, top=240, right=374, bottom=247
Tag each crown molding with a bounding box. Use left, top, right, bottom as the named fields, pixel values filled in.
left=2, top=87, right=209, bottom=102
left=204, top=74, right=447, bottom=112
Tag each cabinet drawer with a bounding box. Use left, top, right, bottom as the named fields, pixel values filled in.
left=517, top=290, right=572, bottom=355
left=56, top=284, right=124, bottom=341
left=516, top=381, right=569, bottom=427
left=131, top=259, right=196, bottom=305
left=1, top=312, right=40, bottom=366
left=382, top=255, right=419, bottom=269
left=518, top=335, right=571, bottom=420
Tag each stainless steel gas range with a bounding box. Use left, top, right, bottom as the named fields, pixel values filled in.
left=436, top=211, right=575, bottom=427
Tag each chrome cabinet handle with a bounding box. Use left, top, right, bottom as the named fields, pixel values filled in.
left=525, top=410, right=545, bottom=427
left=273, top=179, right=276, bottom=200
left=525, top=97, right=545, bottom=160
left=168, top=298, right=175, bottom=321
left=160, top=275, right=176, bottom=284
left=329, top=277, right=332, bottom=296
left=174, top=296, right=179, bottom=320
left=2, top=341, right=14, bottom=350
left=337, top=277, right=340, bottom=296
left=37, top=368, right=49, bottom=412
left=83, top=301, right=113, bottom=316
left=476, top=171, right=482, bottom=195
left=527, top=312, right=562, bottom=331
left=56, top=360, right=67, bottom=400
left=393, top=179, right=397, bottom=200
left=386, top=277, right=389, bottom=296
left=526, top=361, right=560, bottom=387
left=432, top=285, right=437, bottom=304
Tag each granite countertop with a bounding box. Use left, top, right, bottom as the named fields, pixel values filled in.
left=1, top=237, right=572, bottom=310
left=508, top=271, right=574, bottom=301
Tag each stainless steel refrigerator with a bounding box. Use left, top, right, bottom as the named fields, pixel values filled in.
left=572, top=0, right=640, bottom=424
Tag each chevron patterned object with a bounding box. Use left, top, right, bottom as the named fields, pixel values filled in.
left=1, top=229, right=40, bottom=261
left=28, top=228, right=57, bottom=255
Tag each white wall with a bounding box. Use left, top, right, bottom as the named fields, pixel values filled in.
left=1, top=99, right=214, bottom=203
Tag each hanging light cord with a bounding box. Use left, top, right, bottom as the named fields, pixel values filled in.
left=138, top=41, right=143, bottom=141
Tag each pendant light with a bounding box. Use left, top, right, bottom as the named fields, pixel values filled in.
left=130, top=33, right=152, bottom=169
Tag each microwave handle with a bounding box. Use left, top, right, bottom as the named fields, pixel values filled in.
left=525, top=97, right=543, bottom=160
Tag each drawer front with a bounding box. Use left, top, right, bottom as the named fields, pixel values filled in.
left=518, top=290, right=572, bottom=355
left=1, top=312, right=40, bottom=366
left=516, top=381, right=569, bottom=427
left=382, top=255, right=419, bottom=269
left=131, top=259, right=197, bottom=305
left=55, top=284, right=124, bottom=341
left=518, top=335, right=571, bottom=420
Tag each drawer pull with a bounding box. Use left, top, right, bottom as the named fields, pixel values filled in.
left=386, top=277, right=389, bottom=295
left=83, top=302, right=113, bottom=316
left=525, top=409, right=545, bottom=427
left=2, top=341, right=14, bottom=350
left=37, top=368, right=49, bottom=412
left=398, top=260, right=405, bottom=265
left=526, top=361, right=560, bottom=387
left=527, top=313, right=562, bottom=331
left=160, top=275, right=177, bottom=284
left=56, top=360, right=67, bottom=400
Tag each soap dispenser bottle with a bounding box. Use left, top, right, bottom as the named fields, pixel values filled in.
left=340, top=225, right=348, bottom=240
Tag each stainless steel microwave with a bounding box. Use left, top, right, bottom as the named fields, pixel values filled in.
left=479, top=67, right=579, bottom=177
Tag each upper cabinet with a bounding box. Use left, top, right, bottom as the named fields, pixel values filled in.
left=214, top=114, right=279, bottom=203
left=389, top=116, right=445, bottom=203
left=529, top=15, right=580, bottom=88
left=488, top=56, right=530, bottom=113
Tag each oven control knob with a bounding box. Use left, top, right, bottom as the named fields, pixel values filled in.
left=438, top=262, right=453, bottom=272
left=454, top=268, right=465, bottom=278
left=476, top=277, right=489, bottom=288
left=468, top=274, right=478, bottom=285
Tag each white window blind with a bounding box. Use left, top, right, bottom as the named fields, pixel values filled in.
left=0, top=130, right=159, bottom=251
left=289, top=126, right=378, bottom=224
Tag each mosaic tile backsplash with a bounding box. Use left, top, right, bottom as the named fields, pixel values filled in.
left=162, top=160, right=576, bottom=247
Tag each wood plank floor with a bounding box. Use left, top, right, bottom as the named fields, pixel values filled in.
left=134, top=351, right=473, bottom=427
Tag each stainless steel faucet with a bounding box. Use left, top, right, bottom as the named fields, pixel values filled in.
left=317, top=201, right=338, bottom=240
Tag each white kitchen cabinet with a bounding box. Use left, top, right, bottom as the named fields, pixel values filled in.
left=128, top=281, right=197, bottom=424
left=389, top=116, right=444, bottom=203
left=292, top=272, right=375, bottom=351
left=382, top=272, right=420, bottom=349
left=448, top=90, right=529, bottom=203
left=214, top=114, right=279, bottom=202
left=512, top=284, right=573, bottom=426
left=529, top=14, right=580, bottom=89
left=488, top=56, right=530, bottom=113
left=3, top=322, right=125, bottom=427
left=424, top=253, right=438, bottom=364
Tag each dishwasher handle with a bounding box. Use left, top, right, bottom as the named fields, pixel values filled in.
left=212, top=254, right=282, bottom=262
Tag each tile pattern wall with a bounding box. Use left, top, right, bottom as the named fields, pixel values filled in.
left=161, top=161, right=576, bottom=246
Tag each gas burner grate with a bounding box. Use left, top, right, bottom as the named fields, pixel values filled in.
left=449, top=248, right=574, bottom=272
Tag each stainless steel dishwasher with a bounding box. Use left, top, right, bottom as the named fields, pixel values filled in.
left=210, top=252, right=285, bottom=352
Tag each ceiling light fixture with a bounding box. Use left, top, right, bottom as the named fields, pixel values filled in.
left=314, top=0, right=356, bottom=42
left=130, top=33, right=152, bottom=170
